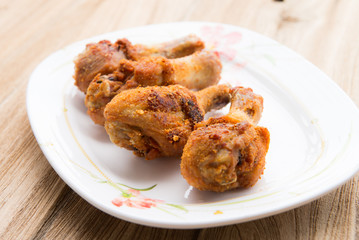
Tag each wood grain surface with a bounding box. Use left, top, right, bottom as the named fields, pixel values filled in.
left=1, top=0, right=358, bottom=239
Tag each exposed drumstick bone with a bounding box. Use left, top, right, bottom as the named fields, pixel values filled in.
left=116, top=34, right=205, bottom=60
left=74, top=35, right=204, bottom=92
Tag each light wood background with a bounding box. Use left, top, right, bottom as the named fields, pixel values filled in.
left=1, top=0, right=358, bottom=239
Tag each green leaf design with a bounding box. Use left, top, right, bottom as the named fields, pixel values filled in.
left=155, top=206, right=184, bottom=219
left=117, top=183, right=157, bottom=191
left=166, top=203, right=188, bottom=212
left=97, top=180, right=157, bottom=192
left=69, top=160, right=190, bottom=216
left=121, top=192, right=134, bottom=198
left=69, top=159, right=102, bottom=180
left=262, top=54, right=276, bottom=66
left=106, top=180, right=126, bottom=194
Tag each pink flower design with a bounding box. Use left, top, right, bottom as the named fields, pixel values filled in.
left=112, top=189, right=164, bottom=209
left=200, top=25, right=242, bottom=62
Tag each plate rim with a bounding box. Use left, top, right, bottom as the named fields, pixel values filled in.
left=26, top=21, right=359, bottom=229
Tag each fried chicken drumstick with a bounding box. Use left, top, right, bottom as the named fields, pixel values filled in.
left=104, top=84, right=230, bottom=160
left=86, top=50, right=222, bottom=125
left=74, top=34, right=205, bottom=92
left=181, top=87, right=270, bottom=192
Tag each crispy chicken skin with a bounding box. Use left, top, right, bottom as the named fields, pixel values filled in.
left=85, top=72, right=127, bottom=125
left=104, top=84, right=230, bottom=160
left=180, top=87, right=270, bottom=192
left=85, top=50, right=222, bottom=125
left=74, top=40, right=126, bottom=93
left=74, top=35, right=204, bottom=93
left=85, top=56, right=175, bottom=125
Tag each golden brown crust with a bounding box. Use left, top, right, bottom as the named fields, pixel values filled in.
left=119, top=57, right=176, bottom=87
left=114, top=38, right=138, bottom=60
left=181, top=119, right=270, bottom=192
left=104, top=85, right=205, bottom=160
left=85, top=72, right=126, bottom=125
left=74, top=40, right=125, bottom=93
left=180, top=87, right=270, bottom=192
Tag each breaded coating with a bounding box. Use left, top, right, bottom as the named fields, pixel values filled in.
left=181, top=87, right=270, bottom=192
left=85, top=72, right=126, bottom=125
left=104, top=85, right=230, bottom=160
left=74, top=40, right=125, bottom=93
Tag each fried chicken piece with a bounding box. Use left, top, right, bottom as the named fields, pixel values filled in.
left=74, top=40, right=126, bottom=93
left=85, top=50, right=222, bottom=125
left=181, top=87, right=270, bottom=192
left=104, top=84, right=230, bottom=160
left=74, top=35, right=205, bottom=93
left=85, top=72, right=125, bottom=125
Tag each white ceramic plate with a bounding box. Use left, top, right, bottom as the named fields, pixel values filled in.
left=27, top=22, right=359, bottom=229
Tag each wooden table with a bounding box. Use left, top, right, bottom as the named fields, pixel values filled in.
left=1, top=0, right=358, bottom=239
